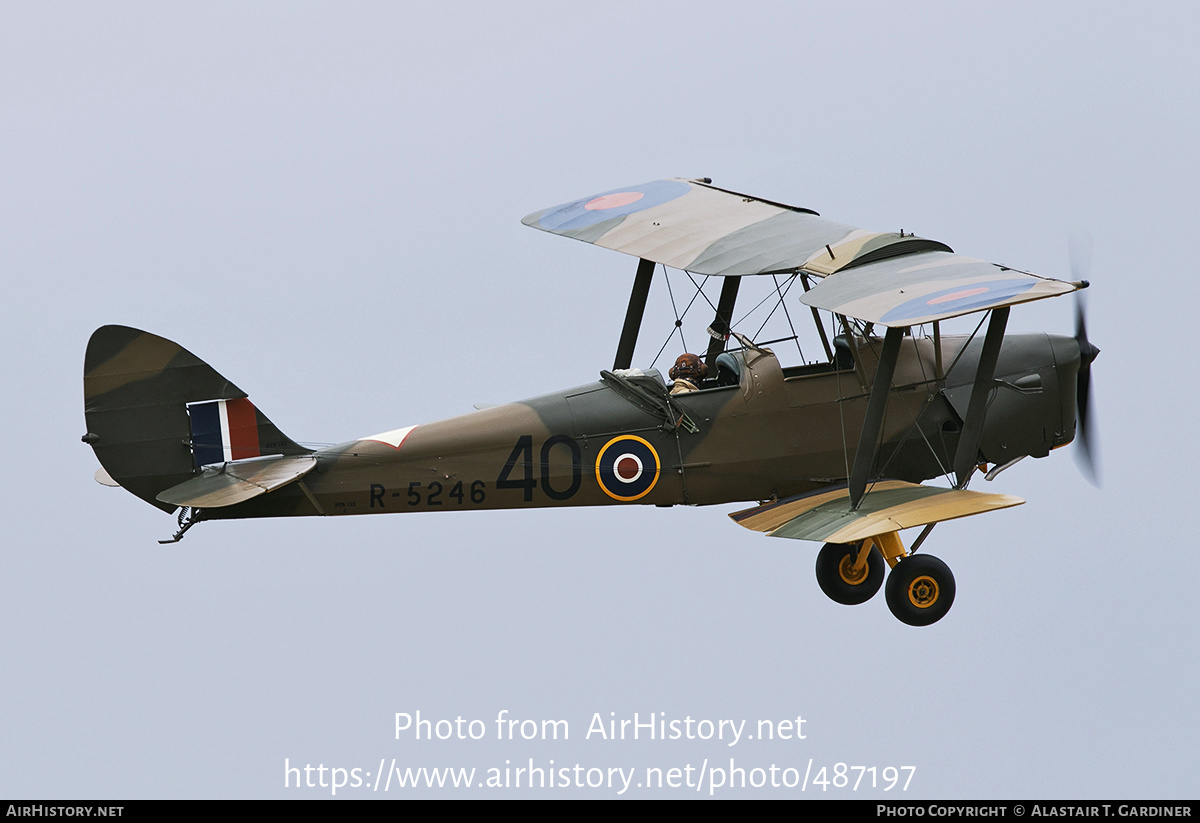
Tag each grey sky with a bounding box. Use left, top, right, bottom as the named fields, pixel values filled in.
left=2, top=1, right=1196, bottom=798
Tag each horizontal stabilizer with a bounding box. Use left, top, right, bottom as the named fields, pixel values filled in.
left=730, top=479, right=1023, bottom=544
left=156, top=454, right=317, bottom=508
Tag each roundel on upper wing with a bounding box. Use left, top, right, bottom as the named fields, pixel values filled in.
left=595, top=435, right=661, bottom=501
left=878, top=278, right=1037, bottom=325
left=537, top=180, right=691, bottom=232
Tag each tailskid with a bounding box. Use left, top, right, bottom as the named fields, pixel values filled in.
left=158, top=506, right=204, bottom=544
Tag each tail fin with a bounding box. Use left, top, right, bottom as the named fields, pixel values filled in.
left=83, top=325, right=309, bottom=512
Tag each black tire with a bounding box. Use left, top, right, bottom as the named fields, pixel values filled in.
left=885, top=554, right=956, bottom=626
left=815, top=541, right=885, bottom=605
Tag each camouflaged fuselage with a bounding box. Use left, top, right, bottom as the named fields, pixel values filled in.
left=200, top=331, right=1081, bottom=521
left=84, top=324, right=1081, bottom=523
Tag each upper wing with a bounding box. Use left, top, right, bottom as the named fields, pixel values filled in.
left=524, top=178, right=1081, bottom=325
left=797, top=252, right=1077, bottom=326
left=522, top=178, right=942, bottom=276
left=729, top=479, right=1023, bottom=544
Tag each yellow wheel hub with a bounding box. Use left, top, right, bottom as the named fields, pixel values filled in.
left=907, top=575, right=940, bottom=609
left=838, top=554, right=868, bottom=586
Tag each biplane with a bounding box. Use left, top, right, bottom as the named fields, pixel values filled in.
left=82, top=178, right=1098, bottom=625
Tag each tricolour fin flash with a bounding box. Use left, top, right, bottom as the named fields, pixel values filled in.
left=188, top=397, right=262, bottom=467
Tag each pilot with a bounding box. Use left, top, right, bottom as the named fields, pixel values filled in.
left=668, top=353, right=708, bottom=395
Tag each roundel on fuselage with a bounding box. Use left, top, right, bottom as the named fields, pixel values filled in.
left=595, top=435, right=661, bottom=501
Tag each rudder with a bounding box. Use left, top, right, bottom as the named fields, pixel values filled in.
left=82, top=325, right=309, bottom=511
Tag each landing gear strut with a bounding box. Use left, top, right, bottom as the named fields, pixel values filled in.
left=813, top=531, right=957, bottom=625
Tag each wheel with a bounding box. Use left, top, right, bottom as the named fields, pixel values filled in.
left=884, top=554, right=956, bottom=626
left=815, top=541, right=885, bottom=605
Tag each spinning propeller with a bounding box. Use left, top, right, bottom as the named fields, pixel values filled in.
left=1070, top=235, right=1100, bottom=486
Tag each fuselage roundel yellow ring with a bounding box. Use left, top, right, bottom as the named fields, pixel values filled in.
left=595, top=435, right=660, bottom=501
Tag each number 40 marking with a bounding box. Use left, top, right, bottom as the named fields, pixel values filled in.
left=496, top=435, right=581, bottom=501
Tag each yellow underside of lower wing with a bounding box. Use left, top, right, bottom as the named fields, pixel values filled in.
left=730, top=480, right=1023, bottom=544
